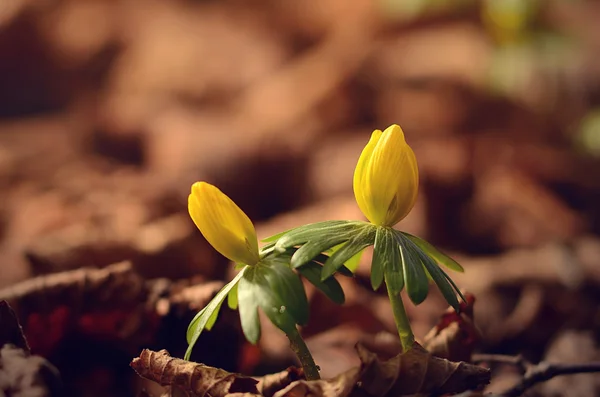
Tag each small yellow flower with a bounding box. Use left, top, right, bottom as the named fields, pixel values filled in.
left=353, top=124, right=419, bottom=227
left=188, top=182, right=260, bottom=266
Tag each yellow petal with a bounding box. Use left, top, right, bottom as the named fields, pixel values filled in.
left=188, top=182, right=260, bottom=265
left=353, top=125, right=419, bottom=226
left=353, top=129, right=383, bottom=224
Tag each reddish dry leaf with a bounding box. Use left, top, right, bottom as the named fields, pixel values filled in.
left=422, top=292, right=481, bottom=362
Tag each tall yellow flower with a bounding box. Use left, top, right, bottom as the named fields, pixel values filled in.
left=188, top=182, right=260, bottom=266
left=353, top=124, right=419, bottom=226
left=270, top=123, right=464, bottom=352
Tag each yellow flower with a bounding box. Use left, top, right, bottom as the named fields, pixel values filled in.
left=353, top=124, right=419, bottom=227
left=188, top=182, right=260, bottom=266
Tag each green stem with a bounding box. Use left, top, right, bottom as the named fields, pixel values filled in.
left=385, top=278, right=414, bottom=352
left=287, top=327, right=320, bottom=380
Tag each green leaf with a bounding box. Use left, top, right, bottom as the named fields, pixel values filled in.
left=382, top=229, right=403, bottom=292
left=396, top=233, right=429, bottom=305
left=291, top=236, right=353, bottom=269
left=227, top=282, right=238, bottom=310
left=297, top=262, right=345, bottom=304
left=242, top=264, right=300, bottom=336
left=343, top=249, right=364, bottom=273
left=403, top=232, right=464, bottom=272
left=370, top=227, right=386, bottom=290
left=321, top=226, right=376, bottom=281
left=185, top=267, right=247, bottom=360
left=261, top=229, right=291, bottom=243
left=309, top=252, right=354, bottom=277
left=261, top=262, right=310, bottom=325
left=237, top=277, right=261, bottom=344
left=405, top=237, right=460, bottom=311
left=274, top=221, right=365, bottom=252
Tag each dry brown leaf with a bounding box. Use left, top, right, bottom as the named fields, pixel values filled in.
left=131, top=349, right=259, bottom=397
left=422, top=292, right=481, bottom=362
left=132, top=340, right=490, bottom=397
left=356, top=343, right=490, bottom=396
left=272, top=367, right=361, bottom=397
left=257, top=367, right=302, bottom=397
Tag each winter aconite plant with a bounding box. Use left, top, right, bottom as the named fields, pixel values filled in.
left=185, top=182, right=348, bottom=380
left=268, top=124, right=465, bottom=351
left=184, top=124, right=465, bottom=379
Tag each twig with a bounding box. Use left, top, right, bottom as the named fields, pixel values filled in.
left=472, top=353, right=600, bottom=397
left=472, top=353, right=529, bottom=373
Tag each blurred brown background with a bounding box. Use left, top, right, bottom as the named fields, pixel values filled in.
left=1, top=0, right=600, bottom=396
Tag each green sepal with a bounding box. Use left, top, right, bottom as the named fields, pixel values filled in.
left=396, top=232, right=429, bottom=305
left=402, top=232, right=464, bottom=272
left=185, top=267, right=247, bottom=360
left=382, top=228, right=403, bottom=292
left=274, top=221, right=365, bottom=252
left=321, top=226, right=376, bottom=281
left=404, top=237, right=463, bottom=311
left=296, top=262, right=345, bottom=305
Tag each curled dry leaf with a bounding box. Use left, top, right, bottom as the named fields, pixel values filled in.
left=271, top=367, right=361, bottom=397
left=422, top=292, right=481, bottom=362
left=257, top=367, right=302, bottom=397
left=356, top=343, right=490, bottom=396
left=131, top=349, right=259, bottom=397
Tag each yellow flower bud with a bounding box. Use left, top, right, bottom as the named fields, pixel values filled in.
left=353, top=124, right=419, bottom=227
left=188, top=182, right=260, bottom=266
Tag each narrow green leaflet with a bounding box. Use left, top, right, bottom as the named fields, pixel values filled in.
left=343, top=249, right=364, bottom=273
left=261, top=229, right=293, bottom=243
left=185, top=267, right=247, bottom=360
left=370, top=227, right=387, bottom=290
left=310, top=251, right=354, bottom=277
left=402, top=232, right=464, bottom=272
left=443, top=268, right=466, bottom=303
left=382, top=228, right=404, bottom=292
left=396, top=232, right=429, bottom=305
left=321, top=226, right=375, bottom=281
left=404, top=237, right=461, bottom=311
left=291, top=235, right=353, bottom=269
left=296, top=262, right=345, bottom=305
left=274, top=221, right=364, bottom=252
left=237, top=276, right=261, bottom=344
left=227, top=282, right=239, bottom=310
